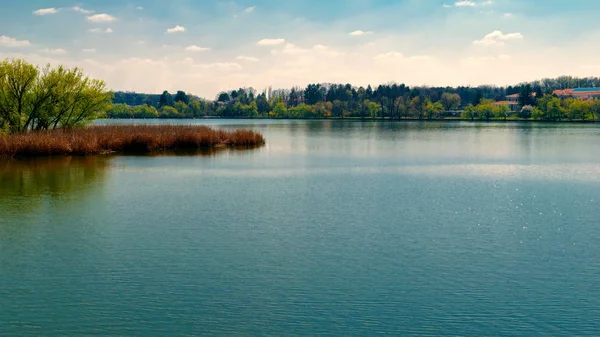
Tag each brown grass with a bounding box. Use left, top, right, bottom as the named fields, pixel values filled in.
left=0, top=125, right=265, bottom=158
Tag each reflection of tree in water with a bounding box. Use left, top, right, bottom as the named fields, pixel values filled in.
left=0, top=157, right=109, bottom=216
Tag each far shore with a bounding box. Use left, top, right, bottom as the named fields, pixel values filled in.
left=99, top=116, right=600, bottom=124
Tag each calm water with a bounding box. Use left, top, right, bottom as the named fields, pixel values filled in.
left=1, top=120, right=600, bottom=335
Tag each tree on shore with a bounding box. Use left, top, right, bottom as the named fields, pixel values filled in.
left=440, top=93, right=461, bottom=111
left=158, top=90, right=173, bottom=107
left=0, top=58, right=112, bottom=134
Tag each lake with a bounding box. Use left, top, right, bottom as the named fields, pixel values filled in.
left=1, top=119, right=599, bottom=335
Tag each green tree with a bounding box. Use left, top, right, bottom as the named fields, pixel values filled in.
left=185, top=100, right=205, bottom=118
left=424, top=100, right=444, bottom=120
left=173, top=101, right=188, bottom=116
left=461, top=104, right=478, bottom=121
left=365, top=100, right=379, bottom=118
left=332, top=100, right=345, bottom=118
left=304, top=84, right=325, bottom=105
left=173, top=90, right=189, bottom=104
left=566, top=98, right=590, bottom=121
left=409, top=96, right=425, bottom=119
left=476, top=99, right=495, bottom=121
left=244, top=102, right=259, bottom=117
left=0, top=59, right=111, bottom=133
left=590, top=98, right=600, bottom=120
left=271, top=102, right=288, bottom=118
left=440, top=93, right=461, bottom=111
left=158, top=90, right=173, bottom=107
left=519, top=105, right=533, bottom=119
left=133, top=104, right=159, bottom=118
left=546, top=97, right=566, bottom=121
left=255, top=93, right=271, bottom=116
left=314, top=101, right=332, bottom=118
left=217, top=92, right=231, bottom=103
left=394, top=97, right=407, bottom=119
left=531, top=106, right=545, bottom=120
left=518, top=85, right=535, bottom=107
left=494, top=104, right=510, bottom=120
left=159, top=106, right=180, bottom=118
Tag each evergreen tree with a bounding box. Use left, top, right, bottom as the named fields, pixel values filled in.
left=174, top=90, right=189, bottom=104
left=518, top=85, right=534, bottom=107
left=158, top=90, right=173, bottom=107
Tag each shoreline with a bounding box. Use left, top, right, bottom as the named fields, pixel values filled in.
left=99, top=117, right=600, bottom=124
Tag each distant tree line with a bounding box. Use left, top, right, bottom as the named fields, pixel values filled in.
left=107, top=75, right=600, bottom=120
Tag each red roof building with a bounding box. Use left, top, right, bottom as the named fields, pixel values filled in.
left=553, top=88, right=600, bottom=100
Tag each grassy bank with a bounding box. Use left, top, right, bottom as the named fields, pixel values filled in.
left=0, top=125, right=265, bottom=158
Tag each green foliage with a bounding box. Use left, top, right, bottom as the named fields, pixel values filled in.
left=275, top=102, right=288, bottom=118
left=0, top=58, right=112, bottom=134
left=409, top=96, right=426, bottom=119
left=517, top=84, right=535, bottom=107
left=159, top=106, right=180, bottom=118
left=158, top=90, right=173, bottom=107
left=461, top=104, right=477, bottom=121
left=494, top=104, right=510, bottom=120
left=217, top=92, right=231, bottom=103
left=365, top=100, right=379, bottom=118
left=314, top=101, right=333, bottom=118
left=304, top=84, right=325, bottom=105
left=424, top=100, right=444, bottom=120
left=332, top=100, right=345, bottom=118
left=531, top=106, right=545, bottom=120
left=519, top=105, right=533, bottom=119
left=440, top=93, right=461, bottom=111
left=476, top=99, right=496, bottom=121
left=173, top=90, right=189, bottom=104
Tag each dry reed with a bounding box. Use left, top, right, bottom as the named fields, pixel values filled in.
left=0, top=125, right=265, bottom=158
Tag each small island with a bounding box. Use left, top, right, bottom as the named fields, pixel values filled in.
left=0, top=59, right=264, bottom=158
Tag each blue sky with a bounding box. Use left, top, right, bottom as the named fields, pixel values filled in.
left=1, top=0, right=599, bottom=97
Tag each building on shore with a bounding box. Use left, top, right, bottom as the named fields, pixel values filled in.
left=553, top=88, right=600, bottom=100
left=493, top=93, right=537, bottom=111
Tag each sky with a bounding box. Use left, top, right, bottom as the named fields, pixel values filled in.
left=1, top=0, right=600, bottom=98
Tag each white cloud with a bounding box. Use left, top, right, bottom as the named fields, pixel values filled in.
left=197, top=62, right=243, bottom=71
left=33, top=8, right=58, bottom=16
left=450, top=0, right=493, bottom=7
left=473, top=30, right=523, bottom=46
left=454, top=1, right=476, bottom=6
left=504, top=13, right=514, bottom=18
left=257, top=38, right=285, bottom=46
left=42, top=48, right=68, bottom=55
left=87, top=14, right=116, bottom=22
left=166, top=25, right=186, bottom=33
left=137, top=6, right=144, bottom=10
left=374, top=52, right=404, bottom=60
left=312, top=44, right=345, bottom=57
left=237, top=56, right=259, bottom=62
left=72, top=6, right=94, bottom=14
left=244, top=6, right=255, bottom=13
left=461, top=54, right=512, bottom=67
left=0, top=35, right=32, bottom=47
left=350, top=30, right=373, bottom=36
left=82, top=48, right=96, bottom=53
left=279, top=43, right=310, bottom=55
left=88, top=28, right=113, bottom=34
left=185, top=45, right=211, bottom=52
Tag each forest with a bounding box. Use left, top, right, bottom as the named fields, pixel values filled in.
left=108, top=76, right=600, bottom=121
